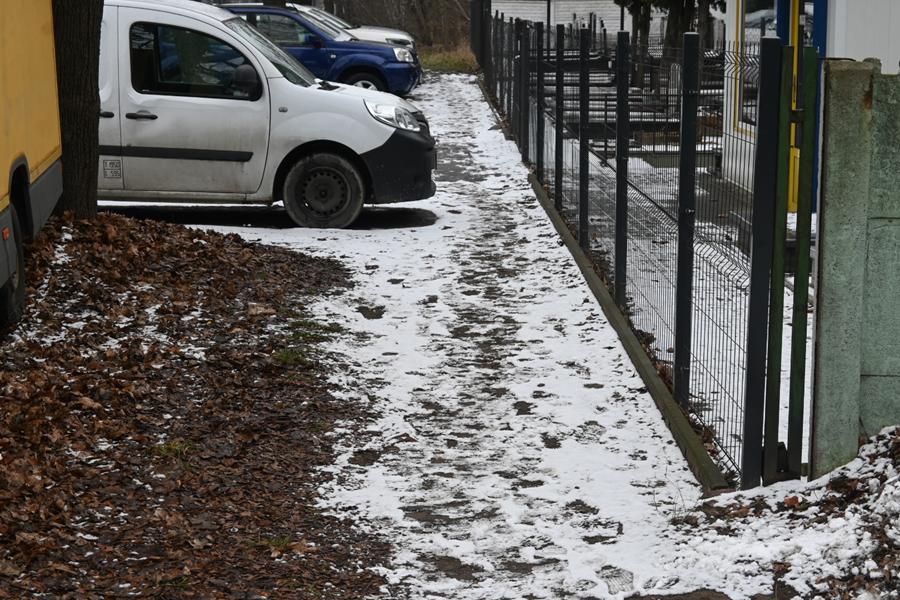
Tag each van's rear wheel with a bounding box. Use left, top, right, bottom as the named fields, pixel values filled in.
left=282, top=153, right=365, bottom=229
left=343, top=72, right=385, bottom=91
left=0, top=206, right=27, bottom=329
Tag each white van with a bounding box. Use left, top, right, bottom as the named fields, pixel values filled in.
left=98, top=0, right=436, bottom=228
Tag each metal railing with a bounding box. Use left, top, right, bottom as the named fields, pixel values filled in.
left=477, top=4, right=817, bottom=488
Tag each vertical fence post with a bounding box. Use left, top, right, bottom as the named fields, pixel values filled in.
left=614, top=31, right=630, bottom=307
left=578, top=27, right=591, bottom=248
left=673, top=34, right=700, bottom=409
left=490, top=12, right=503, bottom=99
left=763, top=44, right=794, bottom=484
left=546, top=0, right=552, bottom=52
left=487, top=12, right=495, bottom=93
left=554, top=24, right=565, bottom=212
left=521, top=25, right=532, bottom=163
left=536, top=21, right=545, bottom=182
left=507, top=17, right=514, bottom=118
left=787, top=45, right=819, bottom=478
left=500, top=13, right=512, bottom=105
left=486, top=0, right=493, bottom=82
left=470, top=0, right=481, bottom=62
left=483, top=0, right=492, bottom=81
left=513, top=19, right=522, bottom=140
left=741, top=36, right=783, bottom=490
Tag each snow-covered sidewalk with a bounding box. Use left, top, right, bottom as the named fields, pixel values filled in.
left=220, top=74, right=704, bottom=598
left=101, top=73, right=897, bottom=599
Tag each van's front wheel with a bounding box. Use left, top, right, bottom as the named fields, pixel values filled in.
left=0, top=205, right=27, bottom=329
left=282, top=153, right=365, bottom=229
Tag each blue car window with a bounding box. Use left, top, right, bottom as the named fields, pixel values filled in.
left=253, top=14, right=314, bottom=46
left=130, top=22, right=260, bottom=100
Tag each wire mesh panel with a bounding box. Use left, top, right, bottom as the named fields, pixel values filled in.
left=627, top=45, right=684, bottom=215
left=476, top=15, right=779, bottom=486
left=587, top=157, right=617, bottom=277
left=617, top=45, right=683, bottom=376
left=685, top=45, right=760, bottom=479
left=542, top=90, right=557, bottom=196
left=562, top=128, right=580, bottom=216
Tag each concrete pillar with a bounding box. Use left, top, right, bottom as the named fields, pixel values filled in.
left=811, top=60, right=874, bottom=478
left=812, top=59, right=900, bottom=477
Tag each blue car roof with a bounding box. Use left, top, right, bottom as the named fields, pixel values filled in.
left=224, top=5, right=397, bottom=53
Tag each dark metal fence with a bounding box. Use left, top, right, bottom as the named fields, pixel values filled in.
left=477, top=3, right=817, bottom=489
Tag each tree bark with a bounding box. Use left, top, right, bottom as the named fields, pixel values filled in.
left=52, top=0, right=104, bottom=219
left=662, top=0, right=695, bottom=58
left=408, top=0, right=432, bottom=46
left=697, top=0, right=712, bottom=49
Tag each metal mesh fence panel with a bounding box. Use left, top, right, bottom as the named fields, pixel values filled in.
left=685, top=44, right=760, bottom=478
left=481, top=15, right=769, bottom=484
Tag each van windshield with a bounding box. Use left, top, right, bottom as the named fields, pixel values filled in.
left=225, top=18, right=315, bottom=87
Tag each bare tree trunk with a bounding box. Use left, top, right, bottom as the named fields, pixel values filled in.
left=697, top=0, right=711, bottom=49
left=409, top=0, right=432, bottom=46
left=663, top=0, right=695, bottom=56
left=52, top=0, right=104, bottom=219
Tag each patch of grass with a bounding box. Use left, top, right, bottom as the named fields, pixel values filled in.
left=419, top=44, right=479, bottom=73
left=288, top=319, right=344, bottom=344
left=289, top=330, right=329, bottom=344
left=160, top=576, right=192, bottom=589
left=275, top=347, right=313, bottom=367
left=250, top=535, right=303, bottom=558
left=153, top=441, right=194, bottom=461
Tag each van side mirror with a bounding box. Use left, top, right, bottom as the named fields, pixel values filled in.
left=311, top=36, right=324, bottom=49
left=232, top=64, right=261, bottom=97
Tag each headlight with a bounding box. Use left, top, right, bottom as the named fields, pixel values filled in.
left=365, top=100, right=421, bottom=132
left=393, top=47, right=415, bottom=63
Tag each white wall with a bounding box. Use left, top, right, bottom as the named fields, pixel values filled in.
left=490, top=0, right=634, bottom=31
left=827, top=0, right=900, bottom=74
left=492, top=0, right=549, bottom=24
left=721, top=0, right=757, bottom=190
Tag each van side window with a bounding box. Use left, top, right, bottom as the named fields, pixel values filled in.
left=130, top=22, right=260, bottom=100
left=251, top=14, right=314, bottom=45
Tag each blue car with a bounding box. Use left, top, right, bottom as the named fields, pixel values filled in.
left=224, top=4, right=420, bottom=96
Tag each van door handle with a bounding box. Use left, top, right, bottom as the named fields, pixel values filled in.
left=125, top=111, right=158, bottom=120
left=99, top=110, right=115, bottom=118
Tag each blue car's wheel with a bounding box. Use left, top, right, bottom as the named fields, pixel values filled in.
left=343, top=72, right=385, bottom=92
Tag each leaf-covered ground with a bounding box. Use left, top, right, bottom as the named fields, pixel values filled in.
left=0, top=213, right=389, bottom=598
left=667, top=427, right=900, bottom=599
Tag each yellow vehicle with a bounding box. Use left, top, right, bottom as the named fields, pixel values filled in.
left=0, top=0, right=63, bottom=327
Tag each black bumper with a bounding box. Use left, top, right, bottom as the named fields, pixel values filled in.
left=361, top=129, right=436, bottom=204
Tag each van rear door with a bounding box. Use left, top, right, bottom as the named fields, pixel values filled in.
left=98, top=4, right=123, bottom=190
left=115, top=8, right=270, bottom=195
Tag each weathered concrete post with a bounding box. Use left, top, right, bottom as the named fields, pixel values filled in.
left=812, top=59, right=900, bottom=477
